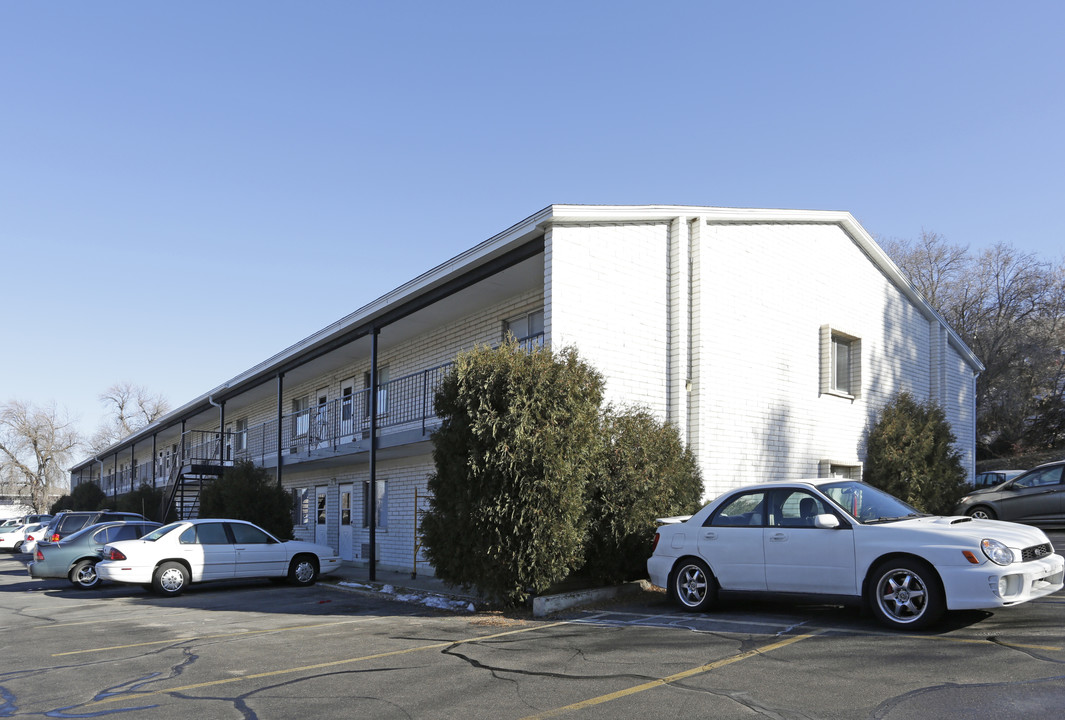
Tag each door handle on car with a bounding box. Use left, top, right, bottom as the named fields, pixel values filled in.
left=769, top=533, right=787, bottom=542
left=703, top=531, right=717, bottom=540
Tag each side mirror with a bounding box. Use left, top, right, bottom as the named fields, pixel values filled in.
left=813, top=514, right=841, bottom=529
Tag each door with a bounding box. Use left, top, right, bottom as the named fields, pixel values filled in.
left=230, top=522, right=287, bottom=578
left=763, top=490, right=857, bottom=595
left=697, top=490, right=768, bottom=591
left=178, top=522, right=235, bottom=581
left=339, top=484, right=353, bottom=561
left=315, top=486, right=329, bottom=546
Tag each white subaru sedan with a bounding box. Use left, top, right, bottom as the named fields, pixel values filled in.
left=96, top=519, right=341, bottom=596
left=648, top=479, right=1064, bottom=629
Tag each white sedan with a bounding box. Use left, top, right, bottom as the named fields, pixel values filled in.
left=648, top=479, right=1065, bottom=629
left=96, top=519, right=342, bottom=596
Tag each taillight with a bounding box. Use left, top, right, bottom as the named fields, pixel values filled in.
left=107, top=547, right=127, bottom=561
left=51, top=533, right=60, bottom=542
left=26, top=535, right=34, bottom=542
left=651, top=532, right=661, bottom=553
left=35, top=549, right=44, bottom=561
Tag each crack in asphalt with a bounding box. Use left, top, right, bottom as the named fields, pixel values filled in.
left=870, top=674, right=1065, bottom=719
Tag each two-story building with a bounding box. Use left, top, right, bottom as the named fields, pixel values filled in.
left=69, top=204, right=983, bottom=574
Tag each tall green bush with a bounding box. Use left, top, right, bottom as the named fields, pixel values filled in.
left=420, top=343, right=604, bottom=604
left=199, top=461, right=294, bottom=540
left=583, top=409, right=704, bottom=584
left=864, top=392, right=968, bottom=514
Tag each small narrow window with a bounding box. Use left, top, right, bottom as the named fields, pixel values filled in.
left=820, top=325, right=861, bottom=399
left=363, top=480, right=388, bottom=529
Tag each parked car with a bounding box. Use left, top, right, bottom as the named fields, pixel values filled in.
left=973, top=469, right=1026, bottom=490
left=40, top=510, right=149, bottom=543
left=96, top=518, right=342, bottom=596
left=0, top=522, right=44, bottom=552
left=28, top=520, right=162, bottom=588
left=648, top=478, right=1064, bottom=630
left=954, top=461, right=1065, bottom=524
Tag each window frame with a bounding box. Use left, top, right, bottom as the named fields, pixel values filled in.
left=820, top=324, right=861, bottom=399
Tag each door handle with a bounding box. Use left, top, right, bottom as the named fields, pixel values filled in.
left=770, top=533, right=787, bottom=542
left=703, top=531, right=717, bottom=540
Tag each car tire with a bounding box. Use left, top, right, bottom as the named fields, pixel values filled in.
left=867, top=558, right=944, bottom=630
left=670, top=557, right=718, bottom=612
left=13, top=541, right=22, bottom=552
left=288, top=555, right=319, bottom=586
left=152, top=561, right=190, bottom=596
left=69, top=559, right=101, bottom=589
left=966, top=506, right=997, bottom=520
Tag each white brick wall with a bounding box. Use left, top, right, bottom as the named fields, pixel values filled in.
left=547, top=218, right=977, bottom=501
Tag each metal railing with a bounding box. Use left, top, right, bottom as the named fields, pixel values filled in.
left=102, top=332, right=546, bottom=494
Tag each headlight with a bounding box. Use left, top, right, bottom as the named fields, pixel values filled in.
left=958, top=496, right=971, bottom=504
left=981, top=538, right=1014, bottom=566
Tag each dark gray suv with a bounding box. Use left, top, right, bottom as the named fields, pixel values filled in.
left=40, top=510, right=149, bottom=543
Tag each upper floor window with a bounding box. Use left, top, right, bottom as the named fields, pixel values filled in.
left=820, top=325, right=861, bottom=399
left=504, top=309, right=545, bottom=348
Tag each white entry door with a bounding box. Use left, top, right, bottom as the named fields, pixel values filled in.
left=339, top=484, right=353, bottom=561
left=315, top=486, right=329, bottom=546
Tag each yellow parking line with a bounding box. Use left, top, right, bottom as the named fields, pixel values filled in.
left=520, top=630, right=822, bottom=719
left=80, top=621, right=568, bottom=708
left=52, top=618, right=375, bottom=657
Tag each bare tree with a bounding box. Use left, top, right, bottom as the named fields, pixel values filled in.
left=886, top=234, right=1065, bottom=454
left=0, top=400, right=82, bottom=512
left=90, top=382, right=171, bottom=452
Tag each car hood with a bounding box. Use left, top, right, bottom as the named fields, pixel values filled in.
left=894, top=516, right=1051, bottom=548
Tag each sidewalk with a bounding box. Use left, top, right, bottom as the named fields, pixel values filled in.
left=323, top=561, right=652, bottom=617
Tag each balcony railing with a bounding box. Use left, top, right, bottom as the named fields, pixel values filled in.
left=91, top=332, right=545, bottom=492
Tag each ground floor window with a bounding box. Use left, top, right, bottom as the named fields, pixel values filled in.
left=363, top=480, right=387, bottom=529
left=291, top=488, right=310, bottom=525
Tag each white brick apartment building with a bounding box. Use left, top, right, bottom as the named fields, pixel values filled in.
left=69, top=205, right=983, bottom=574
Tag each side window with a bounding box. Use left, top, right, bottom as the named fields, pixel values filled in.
left=92, top=527, right=114, bottom=544
left=707, top=492, right=766, bottom=527
left=773, top=490, right=828, bottom=528
left=229, top=523, right=272, bottom=544
left=112, top=525, right=142, bottom=542
left=1016, top=467, right=1063, bottom=489
left=188, top=523, right=230, bottom=545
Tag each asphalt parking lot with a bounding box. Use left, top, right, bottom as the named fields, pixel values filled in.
left=3, top=535, right=1065, bottom=719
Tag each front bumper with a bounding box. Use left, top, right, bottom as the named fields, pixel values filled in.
left=940, top=552, right=1065, bottom=610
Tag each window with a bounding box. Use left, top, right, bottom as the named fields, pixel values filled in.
left=820, top=325, right=861, bottom=398
left=363, top=367, right=390, bottom=417
left=230, top=522, right=273, bottom=544
left=363, top=480, right=388, bottom=529
left=341, top=490, right=351, bottom=526
left=292, top=396, right=310, bottom=438
left=708, top=491, right=766, bottom=527
left=317, top=493, right=327, bottom=524
left=292, top=488, right=310, bottom=525
left=818, top=460, right=863, bottom=480
left=772, top=490, right=830, bottom=528
left=504, top=309, right=545, bottom=348
left=180, top=522, right=230, bottom=545
left=234, top=418, right=247, bottom=453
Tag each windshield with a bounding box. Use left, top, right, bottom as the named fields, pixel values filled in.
left=139, top=522, right=185, bottom=542
left=820, top=481, right=925, bottom=524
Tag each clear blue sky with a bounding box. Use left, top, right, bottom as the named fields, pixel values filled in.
left=2, top=2, right=1063, bottom=443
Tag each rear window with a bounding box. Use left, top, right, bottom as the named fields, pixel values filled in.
left=58, top=515, right=92, bottom=535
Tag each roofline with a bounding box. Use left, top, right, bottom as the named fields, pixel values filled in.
left=71, top=204, right=983, bottom=470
